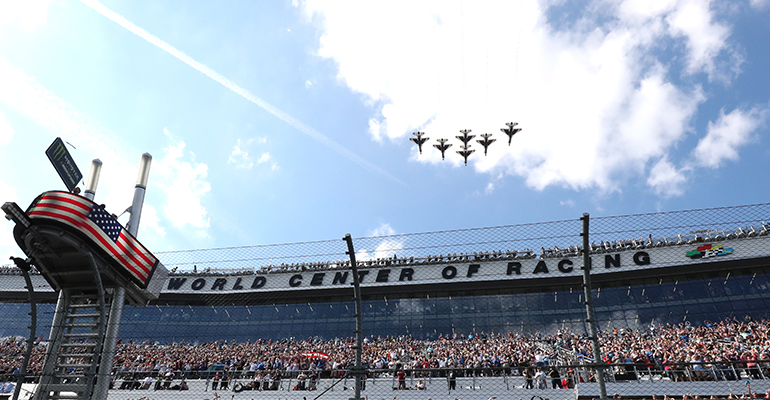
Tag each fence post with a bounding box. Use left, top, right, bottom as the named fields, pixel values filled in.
left=581, top=213, right=608, bottom=400
left=343, top=234, right=365, bottom=400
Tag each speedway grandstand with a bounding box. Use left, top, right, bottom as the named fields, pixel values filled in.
left=2, top=203, right=770, bottom=399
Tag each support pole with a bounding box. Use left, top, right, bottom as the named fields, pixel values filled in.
left=11, top=257, right=36, bottom=400
left=581, top=213, right=607, bottom=400
left=93, top=153, right=152, bottom=400
left=35, top=290, right=68, bottom=400
left=343, top=234, right=364, bottom=400
left=125, top=153, right=152, bottom=236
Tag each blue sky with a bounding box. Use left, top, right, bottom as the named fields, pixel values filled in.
left=1, top=0, right=769, bottom=260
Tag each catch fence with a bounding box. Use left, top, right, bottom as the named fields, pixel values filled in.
left=2, top=203, right=770, bottom=399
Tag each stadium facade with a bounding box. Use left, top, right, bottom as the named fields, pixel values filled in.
left=2, top=232, right=770, bottom=344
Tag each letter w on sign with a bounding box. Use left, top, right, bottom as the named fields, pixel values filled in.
left=27, top=191, right=159, bottom=288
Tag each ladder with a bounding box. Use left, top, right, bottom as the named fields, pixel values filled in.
left=35, top=289, right=109, bottom=400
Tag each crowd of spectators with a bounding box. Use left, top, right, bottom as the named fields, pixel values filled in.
left=550, top=317, right=770, bottom=381
left=2, top=317, right=770, bottom=389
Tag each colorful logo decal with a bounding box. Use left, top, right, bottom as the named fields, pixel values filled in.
left=686, top=244, right=733, bottom=259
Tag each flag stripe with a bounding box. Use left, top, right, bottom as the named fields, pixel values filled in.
left=120, top=231, right=154, bottom=266
left=27, top=191, right=157, bottom=287
left=75, top=214, right=147, bottom=279
left=118, top=233, right=155, bottom=273
left=39, top=192, right=92, bottom=212
left=31, top=206, right=147, bottom=278
left=78, top=216, right=150, bottom=280
left=30, top=202, right=86, bottom=220
left=114, top=237, right=151, bottom=275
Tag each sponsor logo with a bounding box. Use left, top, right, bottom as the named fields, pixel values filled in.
left=686, top=244, right=733, bottom=259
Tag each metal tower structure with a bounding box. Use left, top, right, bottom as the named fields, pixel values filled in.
left=2, top=155, right=167, bottom=400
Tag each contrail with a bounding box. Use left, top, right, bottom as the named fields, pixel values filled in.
left=79, top=0, right=404, bottom=185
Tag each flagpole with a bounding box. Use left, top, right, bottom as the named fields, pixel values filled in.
left=94, top=153, right=152, bottom=400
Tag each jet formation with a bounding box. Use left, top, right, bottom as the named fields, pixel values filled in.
left=409, top=131, right=429, bottom=154
left=409, top=122, right=522, bottom=166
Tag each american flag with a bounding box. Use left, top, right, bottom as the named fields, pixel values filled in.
left=27, top=191, right=158, bottom=288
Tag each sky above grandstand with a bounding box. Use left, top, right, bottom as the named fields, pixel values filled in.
left=1, top=0, right=769, bottom=260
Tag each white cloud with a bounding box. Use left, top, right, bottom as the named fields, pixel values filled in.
left=647, top=157, right=687, bottom=197
left=154, top=131, right=211, bottom=234
left=369, top=223, right=396, bottom=237
left=484, top=182, right=495, bottom=195
left=256, top=151, right=279, bottom=171
left=692, top=105, right=769, bottom=168
left=303, top=0, right=747, bottom=197
left=0, top=181, right=18, bottom=262
left=354, top=248, right=371, bottom=261
left=0, top=112, right=13, bottom=145
left=0, top=113, right=16, bottom=260
left=0, top=58, right=216, bottom=248
left=138, top=204, right=166, bottom=237
left=228, top=139, right=277, bottom=172
left=257, top=152, right=271, bottom=164
left=750, top=0, right=769, bottom=9
left=358, top=223, right=403, bottom=260
left=0, top=56, right=149, bottom=217
left=81, top=0, right=403, bottom=185
left=665, top=0, right=736, bottom=81
left=373, top=239, right=403, bottom=260
left=228, top=138, right=254, bottom=170
left=0, top=0, right=54, bottom=32
left=368, top=118, right=384, bottom=142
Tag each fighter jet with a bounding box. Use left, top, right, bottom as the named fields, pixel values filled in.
left=433, top=138, right=452, bottom=160
left=501, top=122, right=522, bottom=145
left=457, top=145, right=475, bottom=166
left=456, top=129, right=475, bottom=147
left=409, top=131, right=429, bottom=154
left=476, top=133, right=496, bottom=155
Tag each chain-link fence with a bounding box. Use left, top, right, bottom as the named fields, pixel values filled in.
left=2, top=202, right=770, bottom=399
left=3, top=361, right=770, bottom=399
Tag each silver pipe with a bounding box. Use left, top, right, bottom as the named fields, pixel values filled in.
left=135, top=153, right=152, bottom=188
left=92, top=287, right=123, bottom=400
left=94, top=153, right=151, bottom=400
left=125, top=153, right=151, bottom=236
left=83, top=159, right=102, bottom=200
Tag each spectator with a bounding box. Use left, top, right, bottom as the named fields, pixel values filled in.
left=397, top=369, right=406, bottom=390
